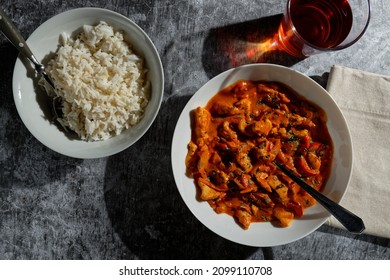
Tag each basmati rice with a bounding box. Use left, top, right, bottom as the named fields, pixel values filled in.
left=46, top=21, right=150, bottom=141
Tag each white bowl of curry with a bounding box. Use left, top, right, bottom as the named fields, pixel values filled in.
left=171, top=63, right=352, bottom=246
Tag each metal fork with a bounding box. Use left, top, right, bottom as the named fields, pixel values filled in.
left=274, top=161, right=365, bottom=234
left=0, top=8, right=63, bottom=124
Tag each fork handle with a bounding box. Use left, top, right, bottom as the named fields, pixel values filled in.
left=0, top=8, right=40, bottom=66
left=274, top=162, right=365, bottom=234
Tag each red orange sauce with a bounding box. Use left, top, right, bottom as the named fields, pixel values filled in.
left=185, top=80, right=333, bottom=229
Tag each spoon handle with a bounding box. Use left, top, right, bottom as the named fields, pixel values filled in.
left=274, top=162, right=365, bottom=234
left=0, top=8, right=40, bottom=66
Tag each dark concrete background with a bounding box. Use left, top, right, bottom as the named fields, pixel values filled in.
left=0, top=0, right=389, bottom=259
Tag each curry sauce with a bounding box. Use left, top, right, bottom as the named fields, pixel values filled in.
left=186, top=80, right=333, bottom=229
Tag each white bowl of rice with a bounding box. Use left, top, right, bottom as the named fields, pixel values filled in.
left=12, top=8, right=164, bottom=158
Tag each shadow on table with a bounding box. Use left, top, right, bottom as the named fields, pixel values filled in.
left=103, top=96, right=260, bottom=260
left=0, top=42, right=83, bottom=194
left=201, top=14, right=303, bottom=79
left=317, top=224, right=390, bottom=248
left=0, top=43, right=19, bottom=116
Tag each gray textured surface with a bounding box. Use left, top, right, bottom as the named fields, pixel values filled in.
left=0, top=0, right=389, bottom=260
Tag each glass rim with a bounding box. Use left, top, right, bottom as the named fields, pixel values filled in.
left=286, top=0, right=371, bottom=52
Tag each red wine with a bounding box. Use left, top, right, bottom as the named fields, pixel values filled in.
left=278, top=0, right=353, bottom=57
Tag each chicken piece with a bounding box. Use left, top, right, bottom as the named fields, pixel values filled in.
left=234, top=98, right=254, bottom=120
left=197, top=145, right=210, bottom=178
left=275, top=185, right=289, bottom=202
left=233, top=81, right=257, bottom=99
left=249, top=192, right=275, bottom=209
left=250, top=164, right=271, bottom=192
left=233, top=174, right=257, bottom=193
left=236, top=152, right=253, bottom=173
left=307, top=152, right=321, bottom=171
left=273, top=207, right=294, bottom=227
left=211, top=101, right=241, bottom=116
left=291, top=127, right=309, bottom=137
left=219, top=121, right=238, bottom=142
left=197, top=178, right=224, bottom=200
left=193, top=107, right=211, bottom=146
left=185, top=141, right=198, bottom=173
left=252, top=118, right=273, bottom=136
left=267, top=175, right=283, bottom=190
left=235, top=209, right=252, bottom=229
left=208, top=169, right=230, bottom=191
left=258, top=84, right=291, bottom=103
left=289, top=113, right=315, bottom=128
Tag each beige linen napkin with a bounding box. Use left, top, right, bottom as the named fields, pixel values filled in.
left=326, top=65, right=390, bottom=239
